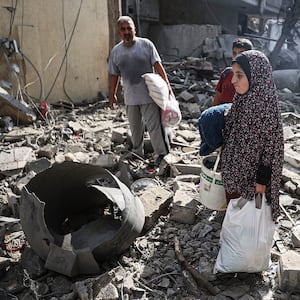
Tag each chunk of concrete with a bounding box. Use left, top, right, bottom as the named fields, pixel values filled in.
left=25, top=157, right=52, bottom=174
left=37, top=144, right=58, bottom=159
left=284, top=181, right=297, bottom=195
left=273, top=69, right=300, bottom=93
left=278, top=250, right=300, bottom=291
left=291, top=225, right=300, bottom=248
left=139, top=186, right=173, bottom=231
left=169, top=190, right=197, bottom=224
left=0, top=147, right=35, bottom=172
left=95, top=153, right=117, bottom=169
left=172, top=163, right=201, bottom=176
left=178, top=90, right=195, bottom=101
left=284, top=144, right=300, bottom=168
left=111, top=128, right=127, bottom=144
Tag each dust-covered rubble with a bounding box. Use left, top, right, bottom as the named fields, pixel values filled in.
left=0, top=69, right=299, bottom=299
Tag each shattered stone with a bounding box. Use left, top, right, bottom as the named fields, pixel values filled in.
left=0, top=147, right=35, bottom=172
left=278, top=250, right=300, bottom=291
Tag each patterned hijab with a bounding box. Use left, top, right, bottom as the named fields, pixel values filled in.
left=221, top=50, right=284, bottom=221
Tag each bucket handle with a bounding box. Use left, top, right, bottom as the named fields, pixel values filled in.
left=211, top=151, right=221, bottom=185
left=203, top=151, right=221, bottom=192
left=213, top=151, right=221, bottom=174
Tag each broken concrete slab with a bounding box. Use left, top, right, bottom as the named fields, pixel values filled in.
left=25, top=157, right=52, bottom=174
left=0, top=87, right=36, bottom=124
left=291, top=225, right=300, bottom=248
left=273, top=69, right=300, bottom=93
left=95, top=153, right=117, bottom=169
left=178, top=90, right=195, bottom=101
left=278, top=250, right=300, bottom=291
left=170, top=189, right=197, bottom=224
left=0, top=146, right=35, bottom=172
left=138, top=186, right=173, bottom=231
left=284, top=181, right=297, bottom=195
left=2, top=127, right=41, bottom=142
left=74, top=270, right=118, bottom=299
left=180, top=102, right=201, bottom=119
left=172, top=163, right=201, bottom=176
left=111, top=128, right=127, bottom=144
left=282, top=167, right=300, bottom=183
left=37, top=144, right=58, bottom=159
left=6, top=189, right=21, bottom=218
left=284, top=144, right=300, bottom=169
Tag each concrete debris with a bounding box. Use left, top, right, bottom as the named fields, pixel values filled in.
left=273, top=69, right=300, bottom=93
left=0, top=146, right=35, bottom=173
left=278, top=250, right=300, bottom=291
left=0, top=62, right=298, bottom=299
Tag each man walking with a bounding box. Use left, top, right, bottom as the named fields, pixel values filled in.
left=108, top=16, right=170, bottom=165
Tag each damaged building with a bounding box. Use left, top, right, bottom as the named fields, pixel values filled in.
left=0, top=0, right=299, bottom=299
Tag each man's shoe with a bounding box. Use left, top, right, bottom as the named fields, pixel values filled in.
left=154, top=154, right=165, bottom=167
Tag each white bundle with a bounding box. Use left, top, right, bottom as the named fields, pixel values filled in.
left=142, top=73, right=169, bottom=110
left=161, top=95, right=182, bottom=127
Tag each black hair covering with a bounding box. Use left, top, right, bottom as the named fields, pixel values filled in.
left=232, top=53, right=251, bottom=84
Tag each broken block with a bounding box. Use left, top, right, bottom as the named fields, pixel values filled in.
left=169, top=190, right=197, bottom=224
left=178, top=90, right=195, bottom=101
left=0, top=147, right=35, bottom=172
left=172, top=163, right=201, bottom=176
left=111, top=128, right=127, bottom=144
left=278, top=250, right=300, bottom=291
left=291, top=225, right=300, bottom=248
left=139, top=186, right=173, bottom=231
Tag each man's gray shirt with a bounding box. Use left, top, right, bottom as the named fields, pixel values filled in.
left=108, top=37, right=161, bottom=105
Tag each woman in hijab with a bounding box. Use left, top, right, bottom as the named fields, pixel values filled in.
left=221, top=50, right=284, bottom=221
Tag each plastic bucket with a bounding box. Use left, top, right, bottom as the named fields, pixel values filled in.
left=199, top=153, right=227, bottom=211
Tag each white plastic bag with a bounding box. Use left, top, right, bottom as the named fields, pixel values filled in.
left=214, top=194, right=275, bottom=273
left=142, top=73, right=169, bottom=110
left=161, top=94, right=182, bottom=127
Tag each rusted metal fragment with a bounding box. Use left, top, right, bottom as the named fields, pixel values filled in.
left=20, top=161, right=145, bottom=277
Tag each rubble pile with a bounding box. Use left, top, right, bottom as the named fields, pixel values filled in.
left=0, top=65, right=299, bottom=299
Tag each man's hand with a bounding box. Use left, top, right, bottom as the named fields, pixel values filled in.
left=109, top=74, right=120, bottom=109
left=109, top=95, right=118, bottom=109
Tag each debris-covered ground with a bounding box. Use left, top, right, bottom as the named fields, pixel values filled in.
left=0, top=61, right=300, bottom=299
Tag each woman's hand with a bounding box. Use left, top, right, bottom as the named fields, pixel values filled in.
left=256, top=183, right=266, bottom=194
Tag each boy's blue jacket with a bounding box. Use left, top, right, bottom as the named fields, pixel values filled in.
left=198, top=103, right=232, bottom=156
